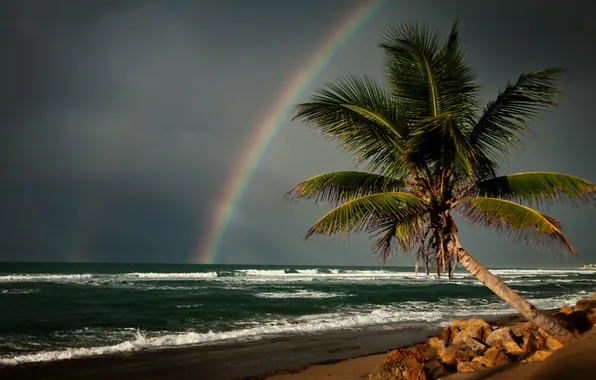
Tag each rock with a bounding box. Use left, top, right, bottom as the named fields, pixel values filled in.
left=441, top=325, right=461, bottom=346
left=485, top=327, right=523, bottom=354
left=426, top=336, right=441, bottom=349
left=587, top=308, right=596, bottom=327
left=563, top=310, right=594, bottom=334
left=472, top=347, right=511, bottom=367
left=452, top=332, right=487, bottom=355
left=520, top=349, right=553, bottom=363
left=516, top=322, right=564, bottom=351
left=383, top=344, right=426, bottom=363
left=559, top=305, right=573, bottom=315
left=457, top=361, right=485, bottom=373
left=437, top=342, right=475, bottom=365
left=542, top=332, right=564, bottom=350
left=370, top=344, right=427, bottom=380
left=515, top=323, right=547, bottom=352
left=450, top=318, right=492, bottom=342
left=575, top=298, right=596, bottom=311
left=424, top=358, right=449, bottom=379
left=521, top=329, right=543, bottom=352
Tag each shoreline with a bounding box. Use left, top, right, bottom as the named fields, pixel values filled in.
left=0, top=313, right=531, bottom=380
left=0, top=327, right=437, bottom=380
left=260, top=313, right=532, bottom=380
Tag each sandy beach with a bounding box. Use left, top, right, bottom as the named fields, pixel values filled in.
left=266, top=313, right=596, bottom=380
left=1, top=310, right=592, bottom=380
left=0, top=327, right=435, bottom=380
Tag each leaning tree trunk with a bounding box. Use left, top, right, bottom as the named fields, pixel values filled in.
left=448, top=238, right=575, bottom=344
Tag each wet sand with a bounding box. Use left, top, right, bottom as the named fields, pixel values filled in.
left=0, top=327, right=436, bottom=380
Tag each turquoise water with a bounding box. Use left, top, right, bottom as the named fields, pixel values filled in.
left=1, top=262, right=595, bottom=365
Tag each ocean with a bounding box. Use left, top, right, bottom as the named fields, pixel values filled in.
left=1, top=262, right=595, bottom=368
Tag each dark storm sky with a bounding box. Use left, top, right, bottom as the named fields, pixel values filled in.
left=1, top=0, right=595, bottom=267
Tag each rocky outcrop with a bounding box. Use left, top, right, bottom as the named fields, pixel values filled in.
left=452, top=332, right=487, bottom=354
left=520, top=349, right=553, bottom=363
left=485, top=327, right=523, bottom=354
left=456, top=361, right=484, bottom=372
left=471, top=347, right=510, bottom=367
left=574, top=298, right=596, bottom=311
left=369, top=344, right=427, bottom=380
left=442, top=318, right=492, bottom=345
left=371, top=306, right=593, bottom=380
left=426, top=336, right=441, bottom=349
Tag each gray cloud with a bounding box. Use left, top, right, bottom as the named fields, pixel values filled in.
left=1, top=0, right=595, bottom=267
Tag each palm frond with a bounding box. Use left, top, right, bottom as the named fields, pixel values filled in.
left=455, top=196, right=576, bottom=255
left=285, top=171, right=406, bottom=207
left=306, top=192, right=428, bottom=239
left=406, top=114, right=479, bottom=183
left=368, top=212, right=428, bottom=264
left=293, top=75, right=408, bottom=176
left=379, top=20, right=479, bottom=122
left=475, top=172, right=596, bottom=207
left=469, top=68, right=566, bottom=162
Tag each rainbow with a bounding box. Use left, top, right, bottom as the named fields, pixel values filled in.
left=193, top=0, right=386, bottom=264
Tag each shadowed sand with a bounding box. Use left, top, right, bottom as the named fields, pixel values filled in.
left=2, top=313, right=593, bottom=380
left=0, top=328, right=435, bottom=380
left=266, top=323, right=596, bottom=380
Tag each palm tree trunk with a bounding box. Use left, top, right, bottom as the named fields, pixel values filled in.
left=448, top=238, right=575, bottom=344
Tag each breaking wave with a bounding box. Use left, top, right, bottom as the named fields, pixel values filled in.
left=0, top=288, right=588, bottom=366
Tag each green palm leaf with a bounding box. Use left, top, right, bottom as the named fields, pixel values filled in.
left=368, top=212, right=428, bottom=264
left=407, top=114, right=479, bottom=183
left=379, top=20, right=479, bottom=122
left=293, top=75, right=407, bottom=176
left=469, top=68, right=565, bottom=162
left=306, top=192, right=427, bottom=239
left=475, top=172, right=596, bottom=207
left=285, top=171, right=406, bottom=207
left=455, top=196, right=575, bottom=254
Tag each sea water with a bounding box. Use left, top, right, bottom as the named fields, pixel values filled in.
left=1, top=262, right=594, bottom=366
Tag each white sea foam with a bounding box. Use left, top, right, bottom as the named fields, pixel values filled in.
left=124, top=272, right=217, bottom=279
left=0, top=274, right=93, bottom=283
left=491, top=269, right=596, bottom=276
left=0, top=288, right=41, bottom=295
left=254, top=290, right=347, bottom=299
left=175, top=304, right=203, bottom=308
left=1, top=267, right=593, bottom=285
left=2, top=288, right=591, bottom=366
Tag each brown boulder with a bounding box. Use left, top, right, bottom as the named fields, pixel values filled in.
left=520, top=349, right=552, bottom=363
left=485, top=327, right=523, bottom=354
left=450, top=318, right=492, bottom=342
left=535, top=328, right=564, bottom=350
left=516, top=322, right=564, bottom=351
left=383, top=343, right=426, bottom=363
left=452, top=332, right=487, bottom=355
left=456, top=361, right=485, bottom=373
left=370, top=344, right=427, bottom=380
left=574, top=298, right=596, bottom=311
left=516, top=323, right=547, bottom=352
left=424, top=358, right=449, bottom=379
left=559, top=305, right=573, bottom=315
left=441, top=325, right=461, bottom=346
left=521, top=328, right=544, bottom=352
left=437, top=342, right=475, bottom=365
left=563, top=310, right=594, bottom=334
left=472, top=347, right=511, bottom=367
left=426, top=336, right=441, bottom=349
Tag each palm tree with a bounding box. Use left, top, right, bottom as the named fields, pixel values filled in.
left=285, top=21, right=596, bottom=343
